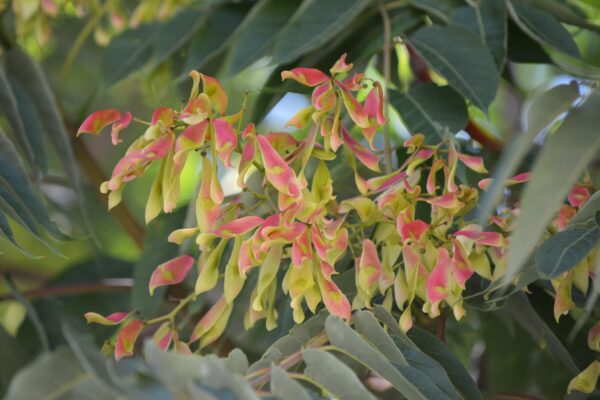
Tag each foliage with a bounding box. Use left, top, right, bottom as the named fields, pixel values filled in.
left=2, top=0, right=600, bottom=399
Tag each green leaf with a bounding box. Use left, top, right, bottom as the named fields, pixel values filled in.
left=0, top=65, right=34, bottom=170
left=477, top=82, right=580, bottom=224
left=182, top=4, right=249, bottom=75
left=270, top=366, right=311, bottom=400
left=326, top=316, right=440, bottom=399
left=408, top=25, right=499, bottom=111
left=355, top=310, right=462, bottom=400
left=225, top=348, right=249, bottom=376
left=0, top=301, right=26, bottom=338
left=132, top=208, right=187, bottom=319
left=571, top=191, right=600, bottom=226
left=4, top=48, right=88, bottom=238
left=505, top=92, right=600, bottom=283
left=451, top=1, right=507, bottom=69
left=6, top=346, right=116, bottom=400
left=506, top=19, right=552, bottom=63
left=526, top=0, right=600, bottom=33
left=224, top=0, right=302, bottom=77
left=101, top=23, right=158, bottom=86
left=353, top=311, right=407, bottom=365
left=502, top=292, right=579, bottom=374
left=271, top=0, right=373, bottom=65
left=390, top=83, right=468, bottom=140
left=303, top=348, right=376, bottom=400
left=248, top=311, right=326, bottom=373
left=6, top=78, right=47, bottom=174
left=154, top=8, right=205, bottom=67
left=409, top=0, right=464, bottom=23
left=536, top=226, right=600, bottom=278
left=508, top=0, right=580, bottom=58
left=550, top=51, right=600, bottom=80
left=373, top=307, right=482, bottom=400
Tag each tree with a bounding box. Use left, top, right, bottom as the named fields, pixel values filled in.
left=1, top=0, right=600, bottom=399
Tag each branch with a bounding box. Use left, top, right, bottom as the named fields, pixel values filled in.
left=0, top=279, right=133, bottom=301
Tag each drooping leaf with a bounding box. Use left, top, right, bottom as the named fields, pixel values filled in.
left=182, top=4, right=249, bottom=75
left=571, top=192, right=600, bottom=226
left=0, top=64, right=34, bottom=170
left=7, top=78, right=48, bottom=174
left=326, top=316, right=439, bottom=399
left=355, top=311, right=460, bottom=400
left=4, top=48, right=87, bottom=236
left=407, top=25, right=499, bottom=111
left=224, top=0, right=302, bottom=76
left=374, top=306, right=482, bottom=400
left=409, top=0, right=464, bottom=23
left=303, top=348, right=376, bottom=400
left=271, top=0, right=373, bottom=65
left=5, top=346, right=117, bottom=400
left=505, top=93, right=600, bottom=283
left=477, top=82, right=580, bottom=224
left=101, top=23, right=158, bottom=86
left=502, top=292, right=580, bottom=375
left=508, top=0, right=580, bottom=58
left=390, top=83, right=468, bottom=140
left=248, top=311, right=326, bottom=373
left=536, top=226, right=600, bottom=278
left=451, top=1, right=507, bottom=69
left=154, top=8, right=205, bottom=67
left=270, top=366, right=312, bottom=400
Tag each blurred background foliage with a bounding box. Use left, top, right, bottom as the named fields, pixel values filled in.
left=1, top=0, right=600, bottom=399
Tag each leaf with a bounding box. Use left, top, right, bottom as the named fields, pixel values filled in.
left=526, top=0, right=600, bottom=33
left=248, top=311, right=327, bottom=373
left=326, top=316, right=440, bottom=399
left=303, top=348, right=376, bottom=400
left=409, top=0, right=464, bottom=23
left=182, top=4, right=249, bottom=75
left=505, top=93, right=600, bottom=283
left=271, top=0, right=373, bottom=65
left=536, top=227, right=600, bottom=278
left=224, top=348, right=249, bottom=376
left=5, top=346, right=116, bottom=400
left=154, top=8, right=205, bottom=67
left=506, top=19, right=552, bottom=63
left=4, top=48, right=88, bottom=237
left=502, top=292, right=580, bottom=375
left=270, top=366, right=311, bottom=400
left=0, top=301, right=26, bottom=338
left=451, top=1, right=507, bottom=69
left=407, top=25, right=499, bottom=111
left=132, top=208, right=187, bottom=319
left=224, top=0, right=302, bottom=76
left=477, top=82, right=580, bottom=224
left=353, top=311, right=407, bottom=366
left=356, top=310, right=463, bottom=400
left=373, top=307, right=482, bottom=400
left=550, top=51, right=600, bottom=81
left=0, top=64, right=34, bottom=170
left=101, top=23, right=158, bottom=86
left=6, top=78, right=48, bottom=174
left=571, top=191, right=600, bottom=226
left=508, top=0, right=581, bottom=58
left=390, top=83, right=468, bottom=140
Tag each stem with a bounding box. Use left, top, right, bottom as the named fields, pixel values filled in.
left=379, top=2, right=393, bottom=174
left=145, top=292, right=196, bottom=326
left=0, top=279, right=133, bottom=301
left=72, top=139, right=145, bottom=248
left=58, top=1, right=110, bottom=97
left=3, top=274, right=50, bottom=351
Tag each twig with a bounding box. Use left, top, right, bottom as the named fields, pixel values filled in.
left=0, top=279, right=133, bottom=301
left=72, top=139, right=145, bottom=248
left=379, top=2, right=393, bottom=174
